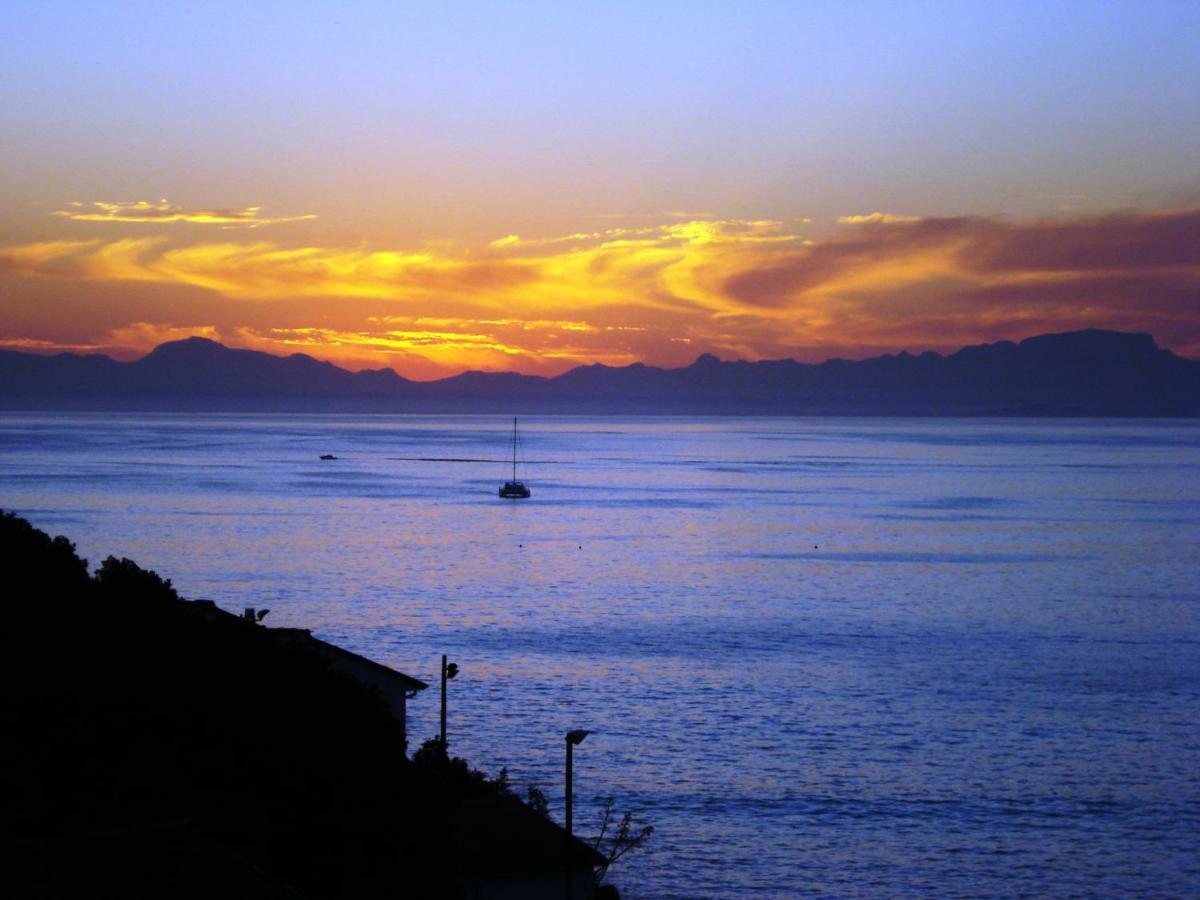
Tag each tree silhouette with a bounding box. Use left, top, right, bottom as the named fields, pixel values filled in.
left=591, top=796, right=653, bottom=885
left=526, top=783, right=549, bottom=818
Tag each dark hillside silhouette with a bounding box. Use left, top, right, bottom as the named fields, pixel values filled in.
left=1, top=328, right=1196, bottom=414
left=0, top=512, right=608, bottom=898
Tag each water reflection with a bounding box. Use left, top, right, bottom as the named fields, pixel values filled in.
left=1, top=414, right=1198, bottom=897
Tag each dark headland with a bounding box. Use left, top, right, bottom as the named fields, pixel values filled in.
left=2, top=328, right=1197, bottom=415
left=0, top=512, right=626, bottom=899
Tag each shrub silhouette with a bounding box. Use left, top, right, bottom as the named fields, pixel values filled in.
left=411, top=736, right=514, bottom=798
left=0, top=509, right=90, bottom=597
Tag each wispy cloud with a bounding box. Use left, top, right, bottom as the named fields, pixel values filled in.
left=0, top=336, right=110, bottom=353
left=53, top=200, right=316, bottom=228
left=367, top=315, right=601, bottom=333
left=836, top=212, right=921, bottom=225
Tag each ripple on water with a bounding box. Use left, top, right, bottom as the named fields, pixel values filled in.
left=2, top=414, right=1199, bottom=898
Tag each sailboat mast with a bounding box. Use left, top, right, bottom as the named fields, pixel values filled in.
left=512, top=416, right=518, bottom=482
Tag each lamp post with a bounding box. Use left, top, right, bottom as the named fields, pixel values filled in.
left=440, top=654, right=458, bottom=749
left=564, top=729, right=589, bottom=900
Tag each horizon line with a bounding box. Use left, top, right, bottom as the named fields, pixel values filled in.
left=1, top=326, right=1185, bottom=384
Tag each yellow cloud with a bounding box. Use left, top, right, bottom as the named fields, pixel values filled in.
left=262, top=325, right=524, bottom=355
left=53, top=200, right=317, bottom=228
left=368, top=315, right=600, bottom=333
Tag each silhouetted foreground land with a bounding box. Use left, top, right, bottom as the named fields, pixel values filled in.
left=2, top=328, right=1197, bottom=414
left=0, top=512, right=612, bottom=899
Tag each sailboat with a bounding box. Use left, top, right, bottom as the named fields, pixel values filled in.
left=498, top=417, right=531, bottom=499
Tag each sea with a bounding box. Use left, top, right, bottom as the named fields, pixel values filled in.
left=2, top=413, right=1198, bottom=898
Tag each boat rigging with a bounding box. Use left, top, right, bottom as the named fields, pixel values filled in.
left=498, top=417, right=531, bottom=499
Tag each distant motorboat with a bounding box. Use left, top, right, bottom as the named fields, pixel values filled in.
left=498, top=417, right=531, bottom=499
left=319, top=454, right=338, bottom=460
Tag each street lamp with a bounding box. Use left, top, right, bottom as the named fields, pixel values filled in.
left=564, top=729, right=590, bottom=900
left=440, top=654, right=459, bottom=749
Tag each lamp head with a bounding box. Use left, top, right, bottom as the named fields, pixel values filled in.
left=566, top=729, right=590, bottom=746
left=445, top=662, right=459, bottom=679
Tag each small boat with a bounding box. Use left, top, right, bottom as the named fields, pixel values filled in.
left=498, top=417, right=531, bottom=499
left=319, top=453, right=338, bottom=460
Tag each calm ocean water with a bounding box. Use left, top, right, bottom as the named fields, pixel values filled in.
left=3, top=413, right=1198, bottom=897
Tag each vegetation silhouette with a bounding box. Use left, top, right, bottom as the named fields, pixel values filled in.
left=527, top=783, right=550, bottom=818
left=521, top=777, right=652, bottom=891
left=590, top=797, right=654, bottom=885
left=416, top=737, right=652, bottom=892
left=411, top=736, right=512, bottom=797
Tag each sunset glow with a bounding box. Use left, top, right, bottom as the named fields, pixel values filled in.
left=2, top=3, right=1198, bottom=378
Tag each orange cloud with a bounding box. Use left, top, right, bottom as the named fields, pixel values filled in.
left=53, top=200, right=316, bottom=228
left=837, top=212, right=921, bottom=225
left=3, top=209, right=1199, bottom=373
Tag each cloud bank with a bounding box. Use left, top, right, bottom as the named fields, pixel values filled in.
left=3, top=208, right=1198, bottom=375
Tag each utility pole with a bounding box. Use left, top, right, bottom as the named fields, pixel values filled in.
left=564, top=729, right=589, bottom=900
left=440, top=654, right=458, bottom=749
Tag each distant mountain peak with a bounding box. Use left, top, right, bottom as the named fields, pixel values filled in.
left=143, top=336, right=229, bottom=358
left=163, top=336, right=224, bottom=349
left=1018, top=328, right=1158, bottom=351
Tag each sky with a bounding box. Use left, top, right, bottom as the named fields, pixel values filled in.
left=2, top=1, right=1198, bottom=379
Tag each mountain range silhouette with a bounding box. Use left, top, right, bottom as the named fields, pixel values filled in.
left=1, top=329, right=1196, bottom=415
